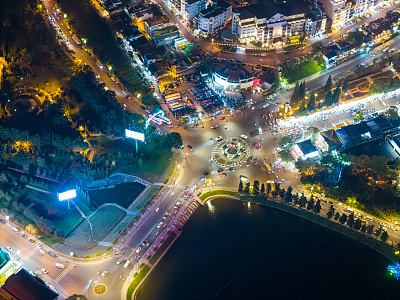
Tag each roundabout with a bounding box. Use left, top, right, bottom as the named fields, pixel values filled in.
left=211, top=137, right=250, bottom=168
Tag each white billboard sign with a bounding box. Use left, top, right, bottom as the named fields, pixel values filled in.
left=125, top=129, right=145, bottom=142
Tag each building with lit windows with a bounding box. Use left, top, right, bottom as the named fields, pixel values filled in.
left=231, top=0, right=326, bottom=46
left=212, top=63, right=254, bottom=91
left=0, top=249, right=17, bottom=287
left=319, top=0, right=382, bottom=30
left=198, top=2, right=232, bottom=35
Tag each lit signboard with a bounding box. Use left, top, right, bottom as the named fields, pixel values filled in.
left=58, top=190, right=77, bottom=201
left=125, top=129, right=145, bottom=142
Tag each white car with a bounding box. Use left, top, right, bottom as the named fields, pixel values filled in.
left=36, top=244, right=42, bottom=249
left=215, top=136, right=223, bottom=142
left=101, top=270, right=109, bottom=277
left=240, top=135, right=247, bottom=139
left=55, top=263, right=65, bottom=269
left=116, top=258, right=124, bottom=265
left=39, top=250, right=46, bottom=255
left=41, top=268, right=48, bottom=274
left=6, top=246, right=12, bottom=252
left=157, top=222, right=163, bottom=228
left=135, top=247, right=142, bottom=253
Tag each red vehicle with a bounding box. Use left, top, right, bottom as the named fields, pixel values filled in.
left=220, top=115, right=226, bottom=120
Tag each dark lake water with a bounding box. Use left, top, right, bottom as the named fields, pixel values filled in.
left=136, top=198, right=400, bottom=300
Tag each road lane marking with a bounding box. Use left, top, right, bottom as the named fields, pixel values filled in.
left=22, top=247, right=39, bottom=261
left=55, top=263, right=75, bottom=283
left=49, top=279, right=69, bottom=298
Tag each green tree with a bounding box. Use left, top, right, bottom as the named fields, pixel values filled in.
left=354, top=111, right=364, bottom=122
left=260, top=183, right=265, bottom=196
left=299, top=193, right=307, bottom=208
left=308, top=93, right=316, bottom=111
left=334, top=212, right=340, bottom=220
left=299, top=81, right=306, bottom=100
left=324, top=90, right=333, bottom=106
left=361, top=224, right=367, bottom=233
left=347, top=213, right=355, bottom=228
left=306, top=195, right=314, bottom=211
left=332, top=84, right=341, bottom=104
left=381, top=231, right=389, bottom=243
left=324, top=75, right=332, bottom=93
left=266, top=182, right=271, bottom=196
left=354, top=219, right=362, bottom=230
left=279, top=136, right=295, bottom=150
left=244, top=182, right=250, bottom=195
left=313, top=199, right=321, bottom=214
left=345, top=30, right=365, bottom=48
left=253, top=180, right=260, bottom=195
left=367, top=225, right=374, bottom=235
left=163, top=132, right=183, bottom=149
left=339, top=213, right=348, bottom=224
left=238, top=181, right=243, bottom=193
left=290, top=82, right=300, bottom=107
left=386, top=106, right=399, bottom=121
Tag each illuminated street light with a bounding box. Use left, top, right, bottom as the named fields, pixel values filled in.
left=63, top=14, right=67, bottom=18
left=137, top=93, right=141, bottom=98
left=108, top=65, right=112, bottom=71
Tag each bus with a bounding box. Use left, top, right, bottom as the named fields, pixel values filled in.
left=96, top=59, right=103, bottom=70
left=72, top=35, right=81, bottom=45
left=151, top=117, right=163, bottom=125
left=158, top=115, right=172, bottom=125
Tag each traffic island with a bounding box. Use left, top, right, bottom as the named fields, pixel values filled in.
left=211, top=137, right=250, bottom=168
left=93, top=283, right=107, bottom=295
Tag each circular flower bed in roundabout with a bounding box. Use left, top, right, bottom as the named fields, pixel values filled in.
left=211, top=137, right=250, bottom=168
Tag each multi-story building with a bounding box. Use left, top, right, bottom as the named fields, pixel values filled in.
left=320, top=0, right=380, bottom=30
left=232, top=0, right=326, bottom=46
left=198, top=2, right=232, bottom=35
left=182, top=0, right=207, bottom=20
left=144, top=17, right=171, bottom=36
left=319, top=0, right=352, bottom=29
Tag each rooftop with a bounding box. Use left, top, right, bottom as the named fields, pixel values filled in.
left=200, top=6, right=229, bottom=18
left=0, top=269, right=58, bottom=300
left=235, top=0, right=309, bottom=20
left=296, top=139, right=318, bottom=155
left=0, top=248, right=10, bottom=270
left=214, top=63, right=254, bottom=82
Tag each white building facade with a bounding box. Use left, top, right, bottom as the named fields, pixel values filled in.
left=198, top=4, right=232, bottom=34
left=232, top=1, right=326, bottom=46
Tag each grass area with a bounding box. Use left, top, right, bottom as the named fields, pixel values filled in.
left=148, top=232, right=176, bottom=265
left=51, top=205, right=84, bottom=235
left=88, top=182, right=145, bottom=209
left=126, top=265, right=150, bottom=300
left=199, top=190, right=239, bottom=201
left=89, top=205, right=126, bottom=241
left=282, top=57, right=326, bottom=83
left=101, top=139, right=173, bottom=175
left=134, top=186, right=161, bottom=211
left=57, top=0, right=156, bottom=106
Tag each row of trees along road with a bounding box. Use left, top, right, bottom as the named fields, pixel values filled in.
left=238, top=180, right=390, bottom=242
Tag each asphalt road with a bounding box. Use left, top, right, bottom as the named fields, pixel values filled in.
left=2, top=1, right=400, bottom=299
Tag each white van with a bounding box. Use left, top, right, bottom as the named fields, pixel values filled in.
left=123, top=260, right=130, bottom=268
left=240, top=135, right=247, bottom=139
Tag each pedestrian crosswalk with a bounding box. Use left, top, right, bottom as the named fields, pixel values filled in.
left=55, top=263, right=75, bottom=283
left=21, top=247, right=39, bottom=261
